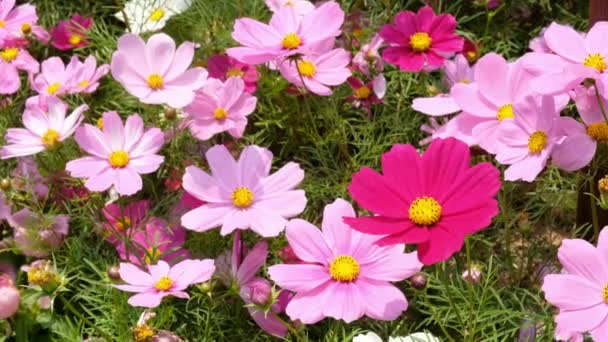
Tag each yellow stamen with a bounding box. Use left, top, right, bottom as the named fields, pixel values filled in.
left=232, top=187, right=254, bottom=208
left=353, top=28, right=364, bottom=39
left=528, top=131, right=548, bottom=154
left=47, top=82, right=61, bottom=95
left=226, top=67, right=245, bottom=78
left=329, top=255, right=360, bottom=282
left=144, top=247, right=161, bottom=264
left=0, top=48, right=18, bottom=62
left=603, top=284, right=608, bottom=303
left=41, top=129, right=60, bottom=147
left=466, top=51, right=477, bottom=62
left=108, top=150, right=129, bottom=168
left=282, top=33, right=301, bottom=50
left=296, top=60, right=316, bottom=77
left=409, top=196, right=442, bottom=226
left=409, top=32, right=432, bottom=52
left=154, top=276, right=173, bottom=291
left=78, top=80, right=90, bottom=88
left=96, top=118, right=104, bottom=130
left=213, top=107, right=228, bottom=120
left=133, top=324, right=155, bottom=342
left=149, top=8, right=165, bottom=22
left=587, top=122, right=608, bottom=141
left=0, top=20, right=5, bottom=28
left=21, top=23, right=31, bottom=34
left=497, top=104, right=514, bottom=121
left=69, top=34, right=82, bottom=46
left=354, top=86, right=371, bottom=99
left=115, top=216, right=131, bottom=231
left=584, top=53, right=607, bottom=73
left=147, top=74, right=164, bottom=90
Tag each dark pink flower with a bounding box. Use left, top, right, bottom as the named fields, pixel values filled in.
left=102, top=200, right=149, bottom=244
left=50, top=14, right=92, bottom=51
left=207, top=54, right=258, bottom=94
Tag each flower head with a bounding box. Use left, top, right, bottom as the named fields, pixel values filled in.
left=0, top=44, right=39, bottom=94
left=111, top=33, right=208, bottom=108
left=352, top=34, right=384, bottom=76
left=207, top=54, right=258, bottom=94
left=9, top=208, right=69, bottom=258
left=32, top=57, right=75, bottom=96
left=102, top=200, right=150, bottom=243
left=0, top=273, right=19, bottom=320
left=50, top=14, right=92, bottom=51
left=116, top=0, right=193, bottom=35
left=184, top=77, right=257, bottom=140
left=65, top=55, right=110, bottom=94
left=269, top=199, right=423, bottom=323
left=181, top=145, right=306, bottom=237
left=114, top=259, right=215, bottom=308
left=66, top=111, right=165, bottom=196
left=380, top=6, right=463, bottom=72
left=345, top=138, right=501, bottom=265
left=346, top=75, right=385, bottom=112
left=1, top=97, right=87, bottom=159
left=0, top=0, right=49, bottom=43
left=11, top=157, right=48, bottom=198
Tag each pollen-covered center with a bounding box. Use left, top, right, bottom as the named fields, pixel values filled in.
left=282, top=33, right=301, bottom=50
left=297, top=60, right=316, bottom=77
left=355, top=86, right=371, bottom=99
left=149, top=8, right=166, bottom=22
left=226, top=67, right=245, bottom=78
left=78, top=80, right=90, bottom=88
left=147, top=73, right=164, bottom=90
left=96, top=118, right=104, bottom=130
left=587, top=122, right=608, bottom=141
left=584, top=53, right=607, bottom=73
left=0, top=48, right=19, bottom=62
left=329, top=255, right=360, bottom=282
left=69, top=34, right=82, bottom=46
left=213, top=107, right=228, bottom=120
left=21, top=23, right=31, bottom=34
left=47, top=82, right=61, bottom=95
left=109, top=150, right=129, bottom=168
left=145, top=247, right=161, bottom=264
left=154, top=276, right=173, bottom=291
left=497, top=104, right=514, bottom=121
left=0, top=20, right=5, bottom=28
left=115, top=216, right=131, bottom=230
left=528, top=131, right=548, bottom=154
left=409, top=32, right=432, bottom=52
left=232, top=186, right=254, bottom=208
left=41, top=129, right=60, bottom=147
left=603, top=284, right=608, bottom=303
left=409, top=196, right=442, bottom=226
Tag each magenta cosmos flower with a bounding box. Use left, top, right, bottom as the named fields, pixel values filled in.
left=227, top=2, right=345, bottom=65
left=111, top=33, right=208, bottom=108
left=379, top=6, right=463, bottom=72
left=0, top=0, right=49, bottom=43
left=102, top=200, right=149, bottom=244
left=65, top=55, right=109, bottom=94
left=181, top=144, right=307, bottom=237
left=269, top=198, right=423, bottom=323
left=66, top=111, right=164, bottom=196
left=542, top=227, right=608, bottom=340
left=114, top=259, right=215, bottom=308
left=278, top=48, right=351, bottom=96
left=50, top=14, right=92, bottom=51
left=345, top=138, right=501, bottom=265
left=184, top=77, right=257, bottom=140
left=207, top=54, right=258, bottom=94
left=1, top=97, right=87, bottom=159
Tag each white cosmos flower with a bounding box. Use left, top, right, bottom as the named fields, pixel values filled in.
left=390, top=332, right=441, bottom=342
left=115, top=0, right=192, bottom=34
left=353, top=332, right=383, bottom=342
left=265, top=0, right=315, bottom=16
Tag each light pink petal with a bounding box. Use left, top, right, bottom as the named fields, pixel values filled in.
left=128, top=155, right=164, bottom=174
left=74, top=124, right=112, bottom=158
left=114, top=168, right=143, bottom=196
left=206, top=145, right=239, bottom=190
left=123, top=114, right=144, bottom=152
left=285, top=285, right=331, bottom=324
left=182, top=165, right=228, bottom=203
left=145, top=33, right=176, bottom=77
left=268, top=264, right=331, bottom=292
left=299, top=1, right=344, bottom=44
left=286, top=218, right=332, bottom=264
left=474, top=53, right=510, bottom=106
left=320, top=198, right=357, bottom=255
left=247, top=207, right=288, bottom=237
left=451, top=83, right=497, bottom=118
left=253, top=190, right=306, bottom=218
left=256, top=162, right=304, bottom=194
left=360, top=250, right=422, bottom=282
left=102, top=111, right=125, bottom=151
left=129, top=127, right=164, bottom=157
left=236, top=242, right=268, bottom=284
left=552, top=134, right=596, bottom=172
left=114, top=34, right=150, bottom=77
left=412, top=96, right=460, bottom=116
left=127, top=292, right=166, bottom=308
left=181, top=204, right=234, bottom=232
left=544, top=22, right=586, bottom=63
left=118, top=262, right=153, bottom=286
left=321, top=282, right=365, bottom=323
left=542, top=274, right=603, bottom=310
left=237, top=145, right=272, bottom=188
left=558, top=238, right=608, bottom=284
left=65, top=157, right=109, bottom=178
left=555, top=304, right=608, bottom=333
left=357, top=279, right=408, bottom=321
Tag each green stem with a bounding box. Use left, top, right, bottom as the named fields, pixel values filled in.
left=593, top=83, right=608, bottom=124
left=440, top=262, right=465, bottom=335
left=464, top=238, right=476, bottom=342
left=58, top=294, right=112, bottom=341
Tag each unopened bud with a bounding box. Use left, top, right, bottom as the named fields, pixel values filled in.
left=462, top=264, right=482, bottom=284
left=410, top=272, right=427, bottom=289
left=426, top=85, right=440, bottom=96
left=599, top=175, right=608, bottom=194
left=107, top=264, right=121, bottom=280
left=0, top=178, right=11, bottom=191
left=246, top=278, right=272, bottom=306
left=164, top=108, right=178, bottom=120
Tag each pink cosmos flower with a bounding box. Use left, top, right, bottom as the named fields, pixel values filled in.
left=344, top=138, right=501, bottom=265
left=352, top=34, right=384, bottom=76
left=418, top=114, right=487, bottom=146
left=32, top=57, right=74, bottom=96
left=265, top=0, right=315, bottom=16
left=181, top=145, right=306, bottom=237
left=0, top=274, right=19, bottom=320
left=529, top=26, right=551, bottom=53
left=269, top=198, right=423, bottom=323
left=1, top=97, right=87, bottom=159
left=102, top=200, right=149, bottom=244
left=0, top=0, right=49, bottom=44
left=227, top=2, right=345, bottom=65
left=278, top=48, right=351, bottom=96
left=207, top=54, right=258, bottom=94
left=50, top=14, right=92, bottom=51
left=110, top=33, right=208, bottom=108
left=346, top=75, right=385, bottom=112
left=66, top=111, right=165, bottom=196
left=114, top=259, right=215, bottom=308
left=184, top=77, right=257, bottom=140
left=379, top=6, right=464, bottom=72
left=0, top=44, right=39, bottom=94
left=115, top=218, right=189, bottom=266
left=542, top=226, right=608, bottom=341
left=9, top=208, right=69, bottom=258
left=65, top=55, right=109, bottom=94
left=493, top=96, right=567, bottom=182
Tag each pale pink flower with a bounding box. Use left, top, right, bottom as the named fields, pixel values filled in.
left=66, top=111, right=164, bottom=196
left=0, top=0, right=49, bottom=43
left=1, top=97, right=87, bottom=159
left=227, top=2, right=345, bottom=65
left=181, top=145, right=306, bottom=237
left=269, top=199, right=423, bottom=323
left=418, top=114, right=486, bottom=146
left=102, top=200, right=150, bottom=245
left=9, top=208, right=69, bottom=258
left=278, top=48, right=351, bottom=96
left=0, top=61, right=19, bottom=94
left=444, top=54, right=475, bottom=87
left=184, top=77, right=257, bottom=140
left=65, top=55, right=109, bottom=94
left=32, top=57, right=74, bottom=96
left=0, top=45, right=39, bottom=94
left=0, top=274, right=19, bottom=320
left=352, top=34, right=384, bottom=76
left=265, top=0, right=315, bottom=16
left=110, top=33, right=208, bottom=108
left=114, top=259, right=215, bottom=308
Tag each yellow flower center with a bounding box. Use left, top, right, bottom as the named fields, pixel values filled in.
left=213, top=107, right=228, bottom=120
left=133, top=324, right=155, bottom=342
left=147, top=73, right=164, bottom=90
left=0, top=20, right=5, bottom=28
left=353, top=28, right=364, bottom=39
left=354, top=86, right=371, bottom=99
left=329, top=255, right=360, bottom=282
left=154, top=276, right=173, bottom=291
left=226, top=67, right=245, bottom=78
left=69, top=34, right=82, bottom=46
left=466, top=51, right=477, bottom=62
left=47, top=82, right=61, bottom=95
left=282, top=33, right=301, bottom=50
left=497, top=104, right=514, bottom=121
left=409, top=196, right=442, bottom=226
left=603, top=284, right=608, bottom=303
left=297, top=60, right=316, bottom=77
left=21, top=23, right=31, bottom=34
left=587, top=122, right=608, bottom=141
left=528, top=131, right=548, bottom=154
left=145, top=247, right=161, bottom=264
left=41, top=129, right=60, bottom=147
left=109, top=150, right=129, bottom=168
left=584, top=53, right=607, bottom=73
left=0, top=48, right=19, bottom=62
left=115, top=216, right=131, bottom=230
left=459, top=79, right=471, bottom=84
left=232, top=186, right=254, bottom=208
left=96, top=117, right=104, bottom=130
left=78, top=80, right=90, bottom=88
left=409, top=32, right=432, bottom=52
left=149, top=8, right=165, bottom=22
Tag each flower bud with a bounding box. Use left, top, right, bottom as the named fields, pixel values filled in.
left=599, top=175, right=608, bottom=194
left=0, top=178, right=11, bottom=191
left=133, top=324, right=155, bottom=342
left=26, top=260, right=61, bottom=293
left=107, top=264, right=121, bottom=280
left=163, top=107, right=178, bottom=120
left=245, top=278, right=272, bottom=306
left=410, top=272, right=427, bottom=289
left=0, top=274, right=20, bottom=319
left=462, top=265, right=482, bottom=284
